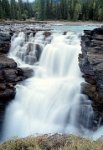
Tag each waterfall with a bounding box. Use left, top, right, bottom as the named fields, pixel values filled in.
left=2, top=30, right=95, bottom=140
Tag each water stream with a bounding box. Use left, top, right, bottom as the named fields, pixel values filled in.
left=2, top=25, right=102, bottom=141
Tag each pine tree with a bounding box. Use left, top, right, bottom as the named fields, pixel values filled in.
left=0, top=0, right=103, bottom=21
left=40, top=0, right=45, bottom=20
left=2, top=0, right=10, bottom=19
left=0, top=0, right=3, bottom=19
left=10, top=0, right=17, bottom=19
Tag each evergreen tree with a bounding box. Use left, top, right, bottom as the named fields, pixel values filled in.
left=2, top=0, right=10, bottom=19
left=0, top=0, right=103, bottom=21
left=0, top=0, right=3, bottom=19
left=40, top=0, right=45, bottom=20
left=10, top=0, right=17, bottom=19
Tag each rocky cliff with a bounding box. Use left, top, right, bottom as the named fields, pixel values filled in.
left=79, top=27, right=103, bottom=120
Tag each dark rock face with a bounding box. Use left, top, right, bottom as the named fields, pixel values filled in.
left=0, top=32, right=11, bottom=53
left=0, top=54, right=22, bottom=100
left=19, top=67, right=34, bottom=78
left=35, top=44, right=42, bottom=61
left=79, top=27, right=103, bottom=118
left=43, top=31, right=51, bottom=37
left=0, top=55, right=17, bottom=69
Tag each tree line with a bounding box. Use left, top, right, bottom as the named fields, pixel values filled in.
left=34, top=0, right=103, bottom=21
left=0, top=0, right=34, bottom=20
left=0, top=0, right=103, bottom=21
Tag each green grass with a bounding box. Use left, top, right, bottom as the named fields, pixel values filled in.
left=0, top=134, right=103, bottom=150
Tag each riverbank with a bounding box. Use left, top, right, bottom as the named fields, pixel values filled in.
left=0, top=20, right=102, bottom=26
left=0, top=134, right=103, bottom=150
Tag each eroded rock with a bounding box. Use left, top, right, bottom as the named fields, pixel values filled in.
left=17, top=67, right=34, bottom=78
left=0, top=55, right=17, bottom=69
left=79, top=27, right=103, bottom=118
left=0, top=32, right=11, bottom=53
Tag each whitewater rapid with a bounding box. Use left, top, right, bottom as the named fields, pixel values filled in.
left=2, top=29, right=101, bottom=141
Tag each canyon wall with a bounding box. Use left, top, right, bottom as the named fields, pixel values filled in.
left=79, top=27, right=103, bottom=120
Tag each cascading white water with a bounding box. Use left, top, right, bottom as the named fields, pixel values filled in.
left=2, top=30, right=95, bottom=141
left=9, top=31, right=47, bottom=66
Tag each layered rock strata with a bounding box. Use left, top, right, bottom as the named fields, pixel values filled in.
left=79, top=27, right=103, bottom=120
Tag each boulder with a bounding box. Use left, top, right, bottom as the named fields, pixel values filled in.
left=0, top=55, right=17, bottom=69
left=17, top=67, right=34, bottom=78
left=43, top=31, right=51, bottom=37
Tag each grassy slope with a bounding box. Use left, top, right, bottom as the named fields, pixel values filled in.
left=0, top=134, right=103, bottom=150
